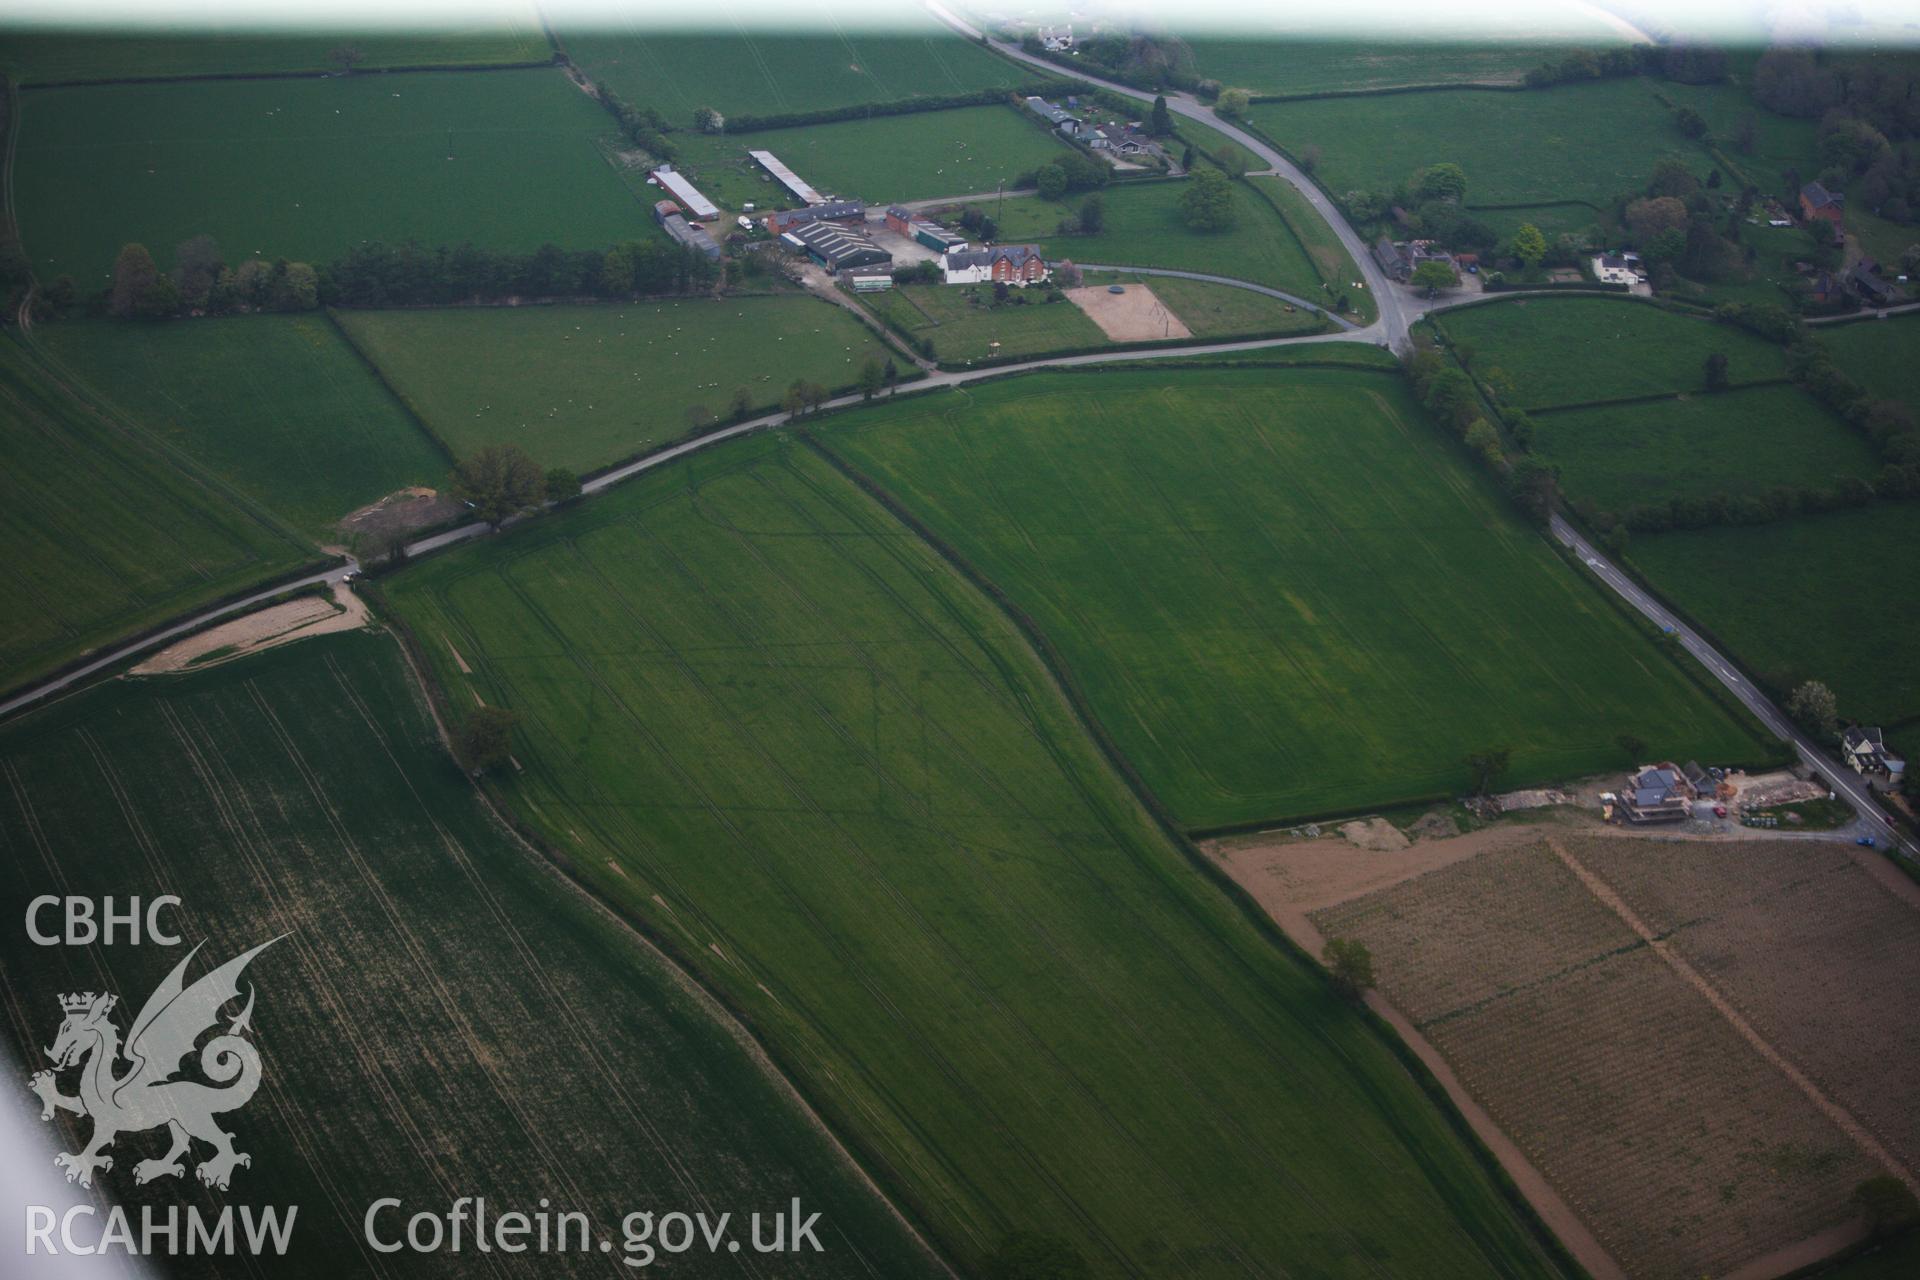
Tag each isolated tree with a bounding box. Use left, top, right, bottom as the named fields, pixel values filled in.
left=1214, top=88, right=1251, bottom=119
left=1675, top=105, right=1708, bottom=138
left=451, top=443, right=544, bottom=528
left=781, top=381, right=808, bottom=416
left=1785, top=680, right=1840, bottom=737
left=544, top=468, right=582, bottom=503
left=1410, top=258, right=1460, bottom=296
left=1322, top=938, right=1376, bottom=1001
left=993, top=279, right=1011, bottom=304
left=1851, top=1176, right=1920, bottom=1238
left=1465, top=747, right=1512, bottom=794
left=984, top=1232, right=1090, bottom=1280
left=171, top=234, right=224, bottom=308
left=1511, top=223, right=1548, bottom=271
left=882, top=358, right=900, bottom=395
left=858, top=358, right=885, bottom=400
left=1149, top=94, right=1172, bottom=137
left=1180, top=144, right=1195, bottom=171
left=1078, top=193, right=1106, bottom=234
left=1616, top=733, right=1647, bottom=761
left=802, top=380, right=830, bottom=412
left=1055, top=259, right=1082, bottom=287
left=110, top=243, right=162, bottom=317
left=1646, top=155, right=1700, bottom=200
left=1704, top=351, right=1730, bottom=392
left=1035, top=163, right=1068, bottom=201
left=729, top=385, right=754, bottom=421
left=692, top=105, right=725, bottom=133
left=1179, top=168, right=1236, bottom=232
left=1414, top=162, right=1468, bottom=203
left=453, top=706, right=518, bottom=776
left=1300, top=143, right=1322, bottom=174
left=328, top=43, right=365, bottom=73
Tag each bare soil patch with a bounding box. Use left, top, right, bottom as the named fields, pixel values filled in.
left=1065, top=283, right=1191, bottom=341
left=337, top=485, right=462, bottom=547
left=1337, top=815, right=1409, bottom=851
left=131, top=583, right=368, bottom=675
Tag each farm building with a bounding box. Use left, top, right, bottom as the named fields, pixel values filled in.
left=783, top=220, right=891, bottom=273
left=1841, top=726, right=1906, bottom=782
left=885, top=206, right=968, bottom=253
left=650, top=167, right=719, bottom=221
left=653, top=199, right=683, bottom=224
left=661, top=213, right=722, bottom=260
left=1800, top=181, right=1845, bottom=228
left=748, top=150, right=825, bottom=206
left=848, top=273, right=894, bottom=293
left=1847, top=260, right=1896, bottom=306
left=943, top=244, right=1049, bottom=286
left=1023, top=96, right=1083, bottom=139
left=765, top=201, right=866, bottom=236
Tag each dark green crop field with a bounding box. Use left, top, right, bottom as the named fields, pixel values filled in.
left=1433, top=298, right=1788, bottom=408
left=669, top=105, right=1079, bottom=207
left=1532, top=386, right=1878, bottom=513
left=14, top=68, right=642, bottom=284
left=559, top=7, right=1028, bottom=119
left=38, top=316, right=446, bottom=537
left=384, top=430, right=1568, bottom=1279
left=0, top=631, right=945, bottom=1278
left=824, top=369, right=1767, bottom=828
left=335, top=298, right=896, bottom=472
left=1630, top=504, right=1920, bottom=724
left=0, top=340, right=309, bottom=694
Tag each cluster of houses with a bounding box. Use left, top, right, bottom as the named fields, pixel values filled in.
left=1022, top=96, right=1152, bottom=159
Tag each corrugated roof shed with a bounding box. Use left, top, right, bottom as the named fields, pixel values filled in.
left=748, top=150, right=825, bottom=206
left=650, top=168, right=719, bottom=220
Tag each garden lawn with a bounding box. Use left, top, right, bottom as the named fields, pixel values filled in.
left=384, top=430, right=1568, bottom=1280
left=37, top=315, right=446, bottom=537
left=669, top=105, right=1080, bottom=208
left=0, top=340, right=309, bottom=693
left=1248, top=78, right=1709, bottom=229
left=1084, top=271, right=1330, bottom=337
left=1630, top=503, right=1920, bottom=725
left=0, top=630, right=945, bottom=1279
left=823, top=368, right=1769, bottom=828
left=1532, top=385, right=1878, bottom=514
left=1822, top=312, right=1920, bottom=419
left=334, top=297, right=897, bottom=473
left=0, top=8, right=548, bottom=81
left=1433, top=297, right=1788, bottom=408
left=558, top=4, right=1029, bottom=119
left=14, top=68, right=643, bottom=284
left=978, top=174, right=1325, bottom=300
left=861, top=282, right=1105, bottom=363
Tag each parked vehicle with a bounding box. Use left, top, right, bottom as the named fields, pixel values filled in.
left=1857, top=837, right=1876, bottom=847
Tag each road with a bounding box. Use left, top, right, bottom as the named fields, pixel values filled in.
left=1551, top=515, right=1916, bottom=862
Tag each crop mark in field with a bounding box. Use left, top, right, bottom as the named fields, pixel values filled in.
left=1549, top=837, right=1918, bottom=1194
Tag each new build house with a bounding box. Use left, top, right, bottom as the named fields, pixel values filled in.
left=942, top=244, right=1050, bottom=286
left=1842, top=726, right=1907, bottom=783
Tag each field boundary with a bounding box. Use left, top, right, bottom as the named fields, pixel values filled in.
left=803, top=427, right=1588, bottom=1280
left=321, top=308, right=462, bottom=466
left=15, top=58, right=563, bottom=91
left=1525, top=377, right=1794, bottom=415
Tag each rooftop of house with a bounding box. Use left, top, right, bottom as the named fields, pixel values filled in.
left=1802, top=181, right=1844, bottom=209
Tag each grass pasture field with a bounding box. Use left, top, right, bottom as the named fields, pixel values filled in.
left=1822, top=313, right=1920, bottom=419
left=1249, top=175, right=1375, bottom=319
left=0, top=631, right=946, bottom=1278
left=1531, top=385, right=1879, bottom=513
left=557, top=6, right=1029, bottom=119
left=822, top=369, right=1767, bottom=829
left=668, top=105, right=1080, bottom=208
left=334, top=298, right=896, bottom=472
left=1432, top=297, right=1788, bottom=409
left=37, top=316, right=447, bottom=538
left=970, top=173, right=1326, bottom=301
left=0, top=8, right=548, bottom=82
left=860, top=282, right=1106, bottom=363
left=1082, top=271, right=1329, bottom=338
left=0, top=340, right=309, bottom=694
left=1249, top=78, right=1709, bottom=238
left=383, top=431, right=1570, bottom=1279
left=1628, top=504, right=1920, bottom=724
left=14, top=68, right=643, bottom=284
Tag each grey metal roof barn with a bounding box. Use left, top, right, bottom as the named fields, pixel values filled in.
left=661, top=213, right=722, bottom=260
left=650, top=167, right=719, bottom=220
left=786, top=220, right=890, bottom=272
left=748, top=151, right=825, bottom=206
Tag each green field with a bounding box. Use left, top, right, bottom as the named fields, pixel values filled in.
left=1532, top=386, right=1879, bottom=513
left=1120, top=340, right=1402, bottom=371
left=973, top=174, right=1326, bottom=300
left=1249, top=175, right=1375, bottom=318
left=1433, top=297, right=1788, bottom=408
left=1630, top=503, right=1920, bottom=724
left=559, top=6, right=1029, bottom=119
left=1822, top=313, right=1920, bottom=418
left=335, top=298, right=897, bottom=473
left=0, top=631, right=946, bottom=1277
left=37, top=316, right=446, bottom=537
left=669, top=105, right=1079, bottom=208
left=383, top=428, right=1568, bottom=1279
left=0, top=10, right=548, bottom=81
left=1085, top=271, right=1330, bottom=337
left=1249, top=78, right=1708, bottom=233
left=861, top=282, right=1106, bottom=362
left=0, top=340, right=309, bottom=693
left=824, top=369, right=1767, bottom=827
left=15, top=68, right=644, bottom=284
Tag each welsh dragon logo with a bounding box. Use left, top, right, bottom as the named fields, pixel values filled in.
left=28, top=938, right=281, bottom=1191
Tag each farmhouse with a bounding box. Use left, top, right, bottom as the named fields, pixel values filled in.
left=748, top=150, right=825, bottom=207
left=942, top=244, right=1050, bottom=286
left=650, top=167, right=719, bottom=221
left=1841, top=726, right=1906, bottom=782
left=765, top=201, right=866, bottom=236
left=1799, top=181, right=1845, bottom=229
left=783, top=220, right=891, bottom=273
left=1372, top=237, right=1453, bottom=284
left=1591, top=254, right=1638, bottom=286
left=660, top=213, right=722, bottom=261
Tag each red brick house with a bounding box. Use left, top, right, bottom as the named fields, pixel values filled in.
left=1800, top=181, right=1845, bottom=229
